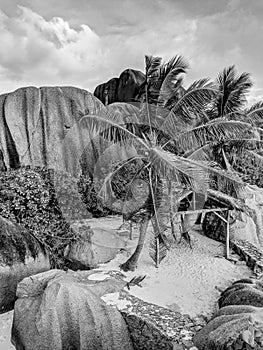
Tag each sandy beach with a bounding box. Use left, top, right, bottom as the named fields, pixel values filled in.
left=0, top=223, right=252, bottom=349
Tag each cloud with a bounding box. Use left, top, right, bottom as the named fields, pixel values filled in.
left=0, top=1, right=262, bottom=102
left=0, top=4, right=197, bottom=93
left=0, top=6, right=106, bottom=92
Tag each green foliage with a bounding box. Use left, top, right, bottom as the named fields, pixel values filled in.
left=0, top=217, right=39, bottom=265
left=111, top=159, right=148, bottom=201
left=46, top=169, right=92, bottom=221
left=232, top=154, right=263, bottom=187
left=77, top=174, right=112, bottom=217
left=0, top=167, right=78, bottom=268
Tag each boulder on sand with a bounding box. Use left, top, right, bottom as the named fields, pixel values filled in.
left=64, top=220, right=128, bottom=269
left=218, top=278, right=263, bottom=308
left=12, top=269, right=134, bottom=350
left=0, top=216, right=50, bottom=313
left=193, top=278, right=263, bottom=349
left=193, top=310, right=263, bottom=349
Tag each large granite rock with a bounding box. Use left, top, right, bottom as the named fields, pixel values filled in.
left=0, top=86, right=106, bottom=175
left=202, top=185, right=263, bottom=250
left=233, top=185, right=263, bottom=249
left=0, top=216, right=50, bottom=313
left=94, top=69, right=145, bottom=105
left=218, top=278, right=263, bottom=308
left=193, top=278, right=263, bottom=349
left=12, top=269, right=134, bottom=350
left=102, top=289, right=203, bottom=350
left=64, top=219, right=129, bottom=269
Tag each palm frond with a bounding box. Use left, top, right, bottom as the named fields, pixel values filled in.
left=149, top=231, right=168, bottom=267
left=245, top=150, right=263, bottom=168
left=149, top=146, right=244, bottom=194
left=216, top=66, right=253, bottom=117
left=158, top=72, right=184, bottom=107
left=155, top=55, right=189, bottom=104
left=97, top=156, right=145, bottom=203
left=163, top=55, right=189, bottom=74
left=106, top=102, right=147, bottom=136
left=161, top=79, right=218, bottom=138
left=80, top=114, right=148, bottom=149
left=106, top=102, right=140, bottom=123
left=175, top=120, right=256, bottom=151
left=186, top=143, right=214, bottom=161
left=149, top=147, right=210, bottom=192
left=244, top=101, right=263, bottom=127
left=145, top=55, right=162, bottom=79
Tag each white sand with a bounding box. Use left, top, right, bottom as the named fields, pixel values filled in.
left=0, top=311, right=14, bottom=350
left=0, top=217, right=252, bottom=348
left=99, top=225, right=252, bottom=318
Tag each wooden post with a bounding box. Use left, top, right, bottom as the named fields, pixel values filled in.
left=129, top=221, right=133, bottom=240
left=226, top=210, right=230, bottom=259
left=193, top=192, right=196, bottom=210
left=156, top=235, right=159, bottom=268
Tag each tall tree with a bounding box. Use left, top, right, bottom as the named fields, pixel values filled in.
left=79, top=55, right=261, bottom=271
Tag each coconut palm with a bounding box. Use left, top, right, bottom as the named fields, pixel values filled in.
left=190, top=65, right=263, bottom=177
left=80, top=55, right=259, bottom=271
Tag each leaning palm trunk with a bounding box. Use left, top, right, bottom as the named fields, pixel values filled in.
left=120, top=215, right=150, bottom=271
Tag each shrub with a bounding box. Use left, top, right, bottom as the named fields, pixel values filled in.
left=0, top=167, right=79, bottom=268
left=77, top=174, right=112, bottom=217
left=0, top=217, right=39, bottom=265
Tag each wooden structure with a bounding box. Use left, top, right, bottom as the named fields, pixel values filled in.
left=171, top=188, right=248, bottom=259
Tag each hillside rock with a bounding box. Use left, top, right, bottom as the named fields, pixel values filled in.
left=233, top=185, right=263, bottom=248
left=12, top=269, right=134, bottom=350
left=0, top=216, right=50, bottom=313
left=94, top=69, right=145, bottom=104
left=64, top=219, right=128, bottom=269
left=0, top=86, right=106, bottom=175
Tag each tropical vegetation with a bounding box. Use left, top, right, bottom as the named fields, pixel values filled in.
left=80, top=54, right=263, bottom=271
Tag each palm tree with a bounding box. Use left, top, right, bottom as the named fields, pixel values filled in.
left=80, top=55, right=259, bottom=271
left=190, top=65, right=263, bottom=177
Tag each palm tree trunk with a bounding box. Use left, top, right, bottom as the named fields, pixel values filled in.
left=120, top=215, right=150, bottom=271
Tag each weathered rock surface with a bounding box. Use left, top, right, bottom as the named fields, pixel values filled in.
left=0, top=86, right=106, bottom=175
left=64, top=219, right=129, bottom=269
left=218, top=278, right=263, bottom=308
left=103, top=289, right=202, bottom=350
left=12, top=269, right=134, bottom=350
left=234, top=185, right=263, bottom=249
left=193, top=278, right=263, bottom=349
left=94, top=69, right=145, bottom=104
left=0, top=216, right=50, bottom=313
left=202, top=185, right=263, bottom=250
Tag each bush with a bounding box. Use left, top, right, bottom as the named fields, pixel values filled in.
left=77, top=174, right=112, bottom=217
left=0, top=217, right=39, bottom=265
left=0, top=167, right=79, bottom=268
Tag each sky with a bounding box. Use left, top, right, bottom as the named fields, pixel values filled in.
left=0, top=0, right=263, bottom=102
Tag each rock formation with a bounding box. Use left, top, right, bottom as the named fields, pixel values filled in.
left=0, top=86, right=139, bottom=180
left=235, top=185, right=263, bottom=248
left=12, top=269, right=134, bottom=350
left=94, top=69, right=145, bottom=104
left=0, top=216, right=50, bottom=313
left=193, top=278, right=263, bottom=349
left=0, top=86, right=106, bottom=175
left=64, top=219, right=128, bottom=269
